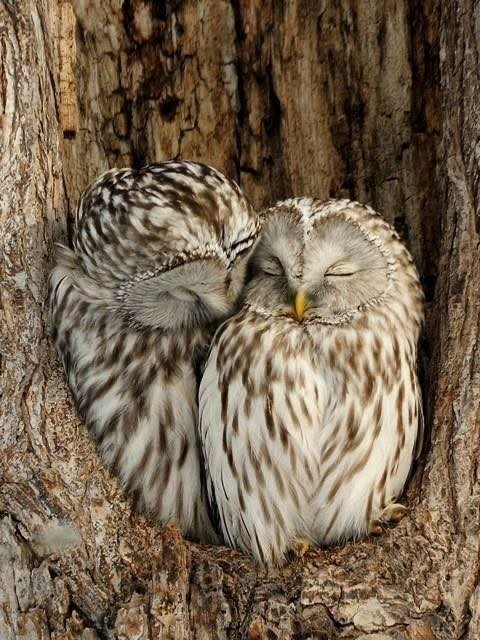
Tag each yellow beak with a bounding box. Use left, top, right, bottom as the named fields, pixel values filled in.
left=294, top=290, right=308, bottom=322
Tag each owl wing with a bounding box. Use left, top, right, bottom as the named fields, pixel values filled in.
left=413, top=339, right=428, bottom=460
left=413, top=378, right=425, bottom=460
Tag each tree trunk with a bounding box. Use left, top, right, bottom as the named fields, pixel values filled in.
left=1, top=1, right=478, bottom=638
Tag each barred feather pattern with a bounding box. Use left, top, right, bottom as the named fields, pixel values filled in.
left=199, top=199, right=424, bottom=564
left=48, top=161, right=259, bottom=541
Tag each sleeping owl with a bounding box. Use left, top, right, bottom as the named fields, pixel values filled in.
left=48, top=160, right=259, bottom=541
left=199, top=198, right=424, bottom=564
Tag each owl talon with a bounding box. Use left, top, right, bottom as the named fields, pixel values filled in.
left=369, top=519, right=383, bottom=536
left=381, top=503, right=407, bottom=524
left=290, top=537, right=311, bottom=559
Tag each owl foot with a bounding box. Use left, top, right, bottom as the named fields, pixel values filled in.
left=289, top=537, right=312, bottom=560
left=381, top=503, right=407, bottom=524
left=369, top=504, right=407, bottom=537
left=369, top=519, right=384, bottom=536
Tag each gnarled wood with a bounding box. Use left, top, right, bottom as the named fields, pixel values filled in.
left=0, top=1, right=478, bottom=638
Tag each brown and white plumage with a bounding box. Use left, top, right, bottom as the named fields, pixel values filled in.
left=199, top=198, right=424, bottom=564
left=48, top=161, right=259, bottom=541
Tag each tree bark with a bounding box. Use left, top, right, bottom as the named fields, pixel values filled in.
left=0, top=1, right=478, bottom=638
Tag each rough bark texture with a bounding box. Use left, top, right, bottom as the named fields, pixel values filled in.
left=0, top=1, right=478, bottom=638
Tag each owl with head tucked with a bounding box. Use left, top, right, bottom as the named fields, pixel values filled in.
left=199, top=198, right=424, bottom=564
left=48, top=160, right=259, bottom=541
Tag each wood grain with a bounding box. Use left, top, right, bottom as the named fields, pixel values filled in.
left=0, top=1, right=478, bottom=638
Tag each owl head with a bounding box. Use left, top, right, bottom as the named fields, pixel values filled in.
left=71, top=161, right=260, bottom=330
left=244, top=198, right=419, bottom=325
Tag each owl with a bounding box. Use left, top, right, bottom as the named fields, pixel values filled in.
left=199, top=198, right=424, bottom=564
left=48, top=160, right=259, bottom=541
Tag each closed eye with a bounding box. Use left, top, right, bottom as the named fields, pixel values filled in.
left=325, top=271, right=356, bottom=277
left=325, top=262, right=357, bottom=277
left=325, top=266, right=385, bottom=277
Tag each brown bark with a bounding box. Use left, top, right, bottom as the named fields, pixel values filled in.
left=0, top=1, right=478, bottom=638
